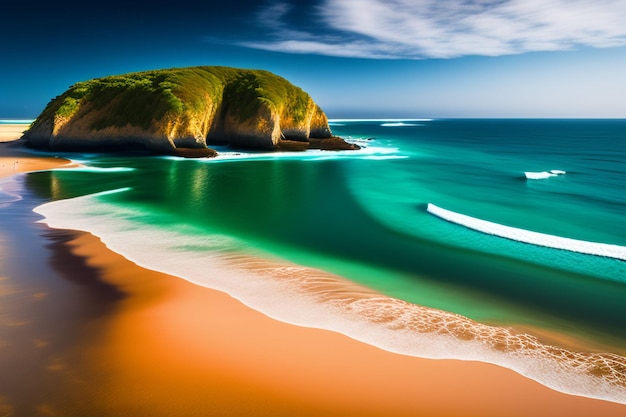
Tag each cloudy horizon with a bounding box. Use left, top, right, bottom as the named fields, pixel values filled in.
left=2, top=1, right=625, bottom=118
left=242, top=0, right=626, bottom=59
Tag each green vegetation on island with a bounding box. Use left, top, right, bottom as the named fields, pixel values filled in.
left=23, top=66, right=356, bottom=155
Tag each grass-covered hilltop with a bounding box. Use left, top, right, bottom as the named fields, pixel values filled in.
left=23, top=66, right=357, bottom=156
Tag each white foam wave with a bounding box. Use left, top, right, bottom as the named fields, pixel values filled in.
left=328, top=118, right=433, bottom=123
left=362, top=155, right=410, bottom=160
left=52, top=166, right=135, bottom=173
left=427, top=203, right=626, bottom=261
left=525, top=169, right=566, bottom=180
left=87, top=187, right=132, bottom=196
left=187, top=144, right=402, bottom=163
left=380, top=122, right=421, bottom=127
left=32, top=190, right=626, bottom=404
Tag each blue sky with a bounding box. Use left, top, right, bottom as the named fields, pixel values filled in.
left=2, top=0, right=625, bottom=118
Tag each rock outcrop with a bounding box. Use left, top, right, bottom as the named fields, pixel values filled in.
left=23, top=66, right=355, bottom=155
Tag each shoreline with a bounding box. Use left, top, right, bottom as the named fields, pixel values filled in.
left=2, top=123, right=626, bottom=415
left=0, top=125, right=77, bottom=179
left=58, top=230, right=626, bottom=416
left=0, top=155, right=77, bottom=180
left=34, top=185, right=626, bottom=405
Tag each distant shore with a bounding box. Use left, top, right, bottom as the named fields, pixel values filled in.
left=0, top=123, right=30, bottom=143
left=1, top=122, right=625, bottom=416
left=0, top=123, right=77, bottom=178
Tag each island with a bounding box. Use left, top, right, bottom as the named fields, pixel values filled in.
left=22, top=66, right=358, bottom=156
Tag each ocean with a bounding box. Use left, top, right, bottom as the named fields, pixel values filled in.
left=8, top=119, right=626, bottom=403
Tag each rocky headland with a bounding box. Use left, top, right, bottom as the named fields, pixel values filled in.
left=23, top=66, right=358, bottom=156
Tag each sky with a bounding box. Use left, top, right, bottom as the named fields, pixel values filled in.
left=2, top=0, right=626, bottom=119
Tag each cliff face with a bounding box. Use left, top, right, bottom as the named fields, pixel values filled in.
left=23, top=66, right=340, bottom=153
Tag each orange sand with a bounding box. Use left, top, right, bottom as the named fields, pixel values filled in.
left=0, top=125, right=77, bottom=179
left=63, top=231, right=626, bottom=417
left=2, top=122, right=624, bottom=415
left=0, top=156, right=76, bottom=179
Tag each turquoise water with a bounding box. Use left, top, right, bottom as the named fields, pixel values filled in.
left=21, top=119, right=626, bottom=402
left=0, top=119, right=34, bottom=124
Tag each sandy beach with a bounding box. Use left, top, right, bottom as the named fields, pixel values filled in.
left=0, top=155, right=77, bottom=180
left=1, top=124, right=626, bottom=416
left=0, top=124, right=29, bottom=143
left=36, top=231, right=626, bottom=417
left=0, top=124, right=77, bottom=179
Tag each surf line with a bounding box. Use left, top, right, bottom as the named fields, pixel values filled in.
left=426, top=203, right=626, bottom=261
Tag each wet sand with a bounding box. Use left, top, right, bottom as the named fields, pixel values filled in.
left=48, top=231, right=625, bottom=417
left=1, top=124, right=625, bottom=416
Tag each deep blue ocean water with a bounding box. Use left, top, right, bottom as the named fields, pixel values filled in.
left=15, top=118, right=626, bottom=402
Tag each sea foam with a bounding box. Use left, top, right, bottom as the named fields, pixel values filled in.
left=167, top=141, right=402, bottom=163
left=33, top=189, right=626, bottom=404
left=525, top=170, right=566, bottom=180
left=427, top=203, right=626, bottom=261
left=328, top=118, right=433, bottom=123
left=380, top=122, right=421, bottom=127
left=52, top=166, right=135, bottom=173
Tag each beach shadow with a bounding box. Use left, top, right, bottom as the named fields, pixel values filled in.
left=43, top=228, right=125, bottom=311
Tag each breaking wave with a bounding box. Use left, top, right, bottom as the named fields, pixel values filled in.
left=52, top=166, right=135, bottom=173
left=33, top=189, right=626, bottom=404
left=427, top=203, right=626, bottom=261
left=525, top=170, right=566, bottom=180
left=381, top=122, right=421, bottom=127
left=172, top=142, right=402, bottom=163
left=328, top=118, right=433, bottom=123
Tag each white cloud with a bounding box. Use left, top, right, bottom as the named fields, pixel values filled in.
left=242, top=0, right=626, bottom=59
